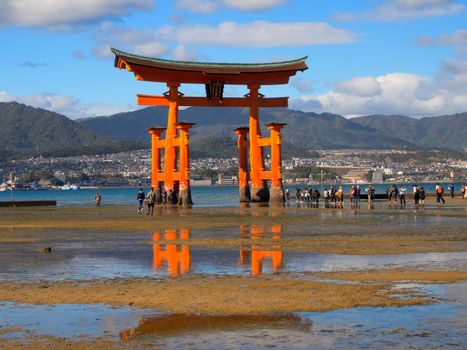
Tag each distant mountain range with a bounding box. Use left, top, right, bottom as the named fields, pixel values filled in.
left=1, top=101, right=465, bottom=161
left=79, top=106, right=467, bottom=155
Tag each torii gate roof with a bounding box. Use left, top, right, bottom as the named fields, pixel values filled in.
left=112, top=48, right=308, bottom=85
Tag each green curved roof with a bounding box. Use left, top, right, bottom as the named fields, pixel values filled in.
left=111, top=47, right=308, bottom=71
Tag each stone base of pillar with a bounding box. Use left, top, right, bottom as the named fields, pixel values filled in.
left=154, top=185, right=162, bottom=205
left=178, top=188, right=193, bottom=206
left=239, top=185, right=251, bottom=202
left=251, top=181, right=269, bottom=202
left=270, top=184, right=285, bottom=205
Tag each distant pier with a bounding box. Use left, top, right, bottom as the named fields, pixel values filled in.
left=0, top=200, right=57, bottom=207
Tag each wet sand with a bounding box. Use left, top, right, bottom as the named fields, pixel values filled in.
left=0, top=202, right=466, bottom=349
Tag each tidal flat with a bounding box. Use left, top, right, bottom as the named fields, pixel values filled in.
left=0, top=202, right=466, bottom=349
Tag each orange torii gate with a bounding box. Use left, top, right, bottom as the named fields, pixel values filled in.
left=112, top=48, right=308, bottom=205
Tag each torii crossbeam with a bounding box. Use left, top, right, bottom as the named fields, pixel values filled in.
left=112, top=48, right=308, bottom=206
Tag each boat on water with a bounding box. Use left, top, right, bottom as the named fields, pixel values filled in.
left=60, top=184, right=80, bottom=190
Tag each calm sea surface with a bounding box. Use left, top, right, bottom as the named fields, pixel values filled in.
left=0, top=182, right=463, bottom=207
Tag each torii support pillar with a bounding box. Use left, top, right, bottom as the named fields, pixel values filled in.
left=147, top=127, right=165, bottom=203
left=234, top=127, right=251, bottom=202
left=267, top=123, right=286, bottom=204
left=177, top=122, right=194, bottom=206
left=164, top=83, right=180, bottom=201
left=248, top=84, right=269, bottom=203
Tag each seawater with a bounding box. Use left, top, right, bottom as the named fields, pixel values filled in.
left=0, top=182, right=463, bottom=207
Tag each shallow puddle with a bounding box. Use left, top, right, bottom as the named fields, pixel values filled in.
left=1, top=283, right=465, bottom=349
left=0, top=225, right=465, bottom=280
left=0, top=302, right=150, bottom=340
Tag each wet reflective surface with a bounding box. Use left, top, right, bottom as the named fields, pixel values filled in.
left=1, top=224, right=466, bottom=280
left=1, top=204, right=466, bottom=348
left=1, top=283, right=465, bottom=348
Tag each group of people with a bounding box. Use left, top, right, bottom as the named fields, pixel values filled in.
left=290, top=182, right=464, bottom=209
left=137, top=187, right=179, bottom=215
left=385, top=184, right=425, bottom=206
left=92, top=182, right=466, bottom=211
left=293, top=185, right=373, bottom=208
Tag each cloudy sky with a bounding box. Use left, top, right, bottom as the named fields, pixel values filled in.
left=0, top=0, right=466, bottom=119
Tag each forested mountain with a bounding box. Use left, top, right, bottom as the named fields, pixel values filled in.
left=0, top=102, right=144, bottom=161
left=351, top=113, right=467, bottom=151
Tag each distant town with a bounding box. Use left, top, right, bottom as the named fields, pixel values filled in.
left=0, top=148, right=465, bottom=191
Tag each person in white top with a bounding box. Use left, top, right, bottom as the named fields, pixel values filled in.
left=399, top=186, right=407, bottom=206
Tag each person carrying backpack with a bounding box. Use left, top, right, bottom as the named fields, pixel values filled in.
left=146, top=187, right=157, bottom=215
left=136, top=188, right=145, bottom=213
left=436, top=183, right=445, bottom=204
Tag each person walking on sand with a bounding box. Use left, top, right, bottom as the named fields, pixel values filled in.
left=419, top=186, right=426, bottom=206
left=413, top=184, right=418, bottom=204
left=414, top=186, right=420, bottom=206
left=136, top=188, right=145, bottom=213
left=399, top=185, right=407, bottom=207
left=462, top=184, right=466, bottom=200
left=146, top=187, right=156, bottom=216
left=337, top=186, right=344, bottom=207
left=366, top=185, right=375, bottom=203
left=448, top=183, right=455, bottom=199
left=94, top=192, right=102, bottom=207
left=436, top=183, right=445, bottom=204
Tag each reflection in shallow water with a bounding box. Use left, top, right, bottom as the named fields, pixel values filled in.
left=120, top=313, right=311, bottom=341
left=1, top=225, right=465, bottom=281
left=153, top=229, right=191, bottom=277
left=0, top=284, right=465, bottom=348
left=239, top=224, right=283, bottom=277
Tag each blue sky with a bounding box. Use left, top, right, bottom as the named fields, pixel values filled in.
left=0, top=0, right=466, bottom=119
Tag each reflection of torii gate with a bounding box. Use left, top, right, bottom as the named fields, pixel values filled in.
left=112, top=48, right=308, bottom=205
left=153, top=229, right=190, bottom=277
left=239, top=224, right=283, bottom=277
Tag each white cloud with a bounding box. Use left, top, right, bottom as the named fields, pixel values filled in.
left=335, top=0, right=465, bottom=21
left=0, top=0, right=154, bottom=29
left=0, top=91, right=15, bottom=102
left=291, top=61, right=467, bottom=117
left=93, top=44, right=114, bottom=59
left=160, top=21, right=355, bottom=48
left=176, top=0, right=218, bottom=13
left=223, top=0, right=286, bottom=11
left=171, top=45, right=198, bottom=61
left=92, top=20, right=354, bottom=59
left=18, top=61, right=48, bottom=68
left=335, top=77, right=382, bottom=97
left=418, top=30, right=467, bottom=47
left=72, top=50, right=86, bottom=59
left=290, top=76, right=313, bottom=93
left=92, top=25, right=167, bottom=59
left=133, top=42, right=167, bottom=56
left=0, top=91, right=137, bottom=119
left=175, top=0, right=286, bottom=12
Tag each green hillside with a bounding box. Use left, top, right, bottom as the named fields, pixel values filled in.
left=0, top=102, right=145, bottom=160
left=352, top=113, right=467, bottom=151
